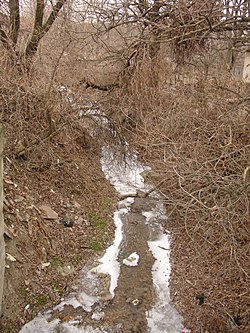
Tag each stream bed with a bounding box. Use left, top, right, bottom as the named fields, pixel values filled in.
left=19, top=146, right=184, bottom=333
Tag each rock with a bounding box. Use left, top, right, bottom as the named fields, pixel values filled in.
left=60, top=215, right=73, bottom=227
left=99, top=290, right=113, bottom=302
left=39, top=205, right=58, bottom=220
left=91, top=311, right=105, bottom=321
left=90, top=267, right=98, bottom=274
left=139, top=170, right=151, bottom=180
left=41, top=262, right=51, bottom=269
left=62, top=315, right=74, bottom=322
left=14, top=140, right=26, bottom=156
left=136, top=189, right=149, bottom=198
left=98, top=272, right=109, bottom=279
left=75, top=216, right=84, bottom=225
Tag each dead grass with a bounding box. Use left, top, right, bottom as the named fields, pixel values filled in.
left=0, top=50, right=118, bottom=332
left=112, top=57, right=250, bottom=332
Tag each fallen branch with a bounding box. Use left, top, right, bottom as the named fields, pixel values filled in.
left=80, top=79, right=119, bottom=91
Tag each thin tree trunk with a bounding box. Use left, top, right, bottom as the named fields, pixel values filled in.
left=24, top=0, right=67, bottom=59
left=8, top=0, right=20, bottom=46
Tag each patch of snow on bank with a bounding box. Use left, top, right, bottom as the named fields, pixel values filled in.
left=19, top=314, right=59, bottom=333
left=54, top=291, right=98, bottom=313
left=18, top=203, right=127, bottom=333
left=93, top=207, right=128, bottom=296
left=143, top=209, right=183, bottom=332
left=19, top=315, right=105, bottom=333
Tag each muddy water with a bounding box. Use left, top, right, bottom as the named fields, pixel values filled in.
left=19, top=149, right=183, bottom=333
left=103, top=199, right=156, bottom=333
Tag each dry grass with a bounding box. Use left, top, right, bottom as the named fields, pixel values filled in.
left=0, top=48, right=119, bottom=332
left=112, top=56, right=250, bottom=332
left=0, top=50, right=105, bottom=166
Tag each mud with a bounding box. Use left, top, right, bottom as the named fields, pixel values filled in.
left=103, top=200, right=156, bottom=332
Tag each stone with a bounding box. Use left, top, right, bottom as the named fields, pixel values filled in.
left=91, top=311, right=105, bottom=321
left=39, top=205, right=58, bottom=220
left=99, top=290, right=113, bottom=302
left=60, top=215, right=73, bottom=227
left=41, top=262, right=50, bottom=269
left=75, top=216, right=84, bottom=225
left=136, top=190, right=147, bottom=198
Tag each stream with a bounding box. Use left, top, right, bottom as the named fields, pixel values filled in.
left=18, top=97, right=184, bottom=333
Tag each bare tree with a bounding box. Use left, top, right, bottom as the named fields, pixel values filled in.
left=0, top=0, right=67, bottom=64
left=88, top=0, right=250, bottom=64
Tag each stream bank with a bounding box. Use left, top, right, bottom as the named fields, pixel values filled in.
left=19, top=147, right=183, bottom=333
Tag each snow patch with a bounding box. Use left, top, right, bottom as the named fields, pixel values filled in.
left=92, top=207, right=127, bottom=296
left=123, top=252, right=140, bottom=266
left=144, top=208, right=183, bottom=332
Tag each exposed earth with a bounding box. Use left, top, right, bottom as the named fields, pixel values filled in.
left=1, top=132, right=117, bottom=333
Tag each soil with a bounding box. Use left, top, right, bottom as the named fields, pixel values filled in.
left=0, top=135, right=117, bottom=333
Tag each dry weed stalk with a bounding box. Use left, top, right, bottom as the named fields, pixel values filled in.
left=114, top=55, right=250, bottom=331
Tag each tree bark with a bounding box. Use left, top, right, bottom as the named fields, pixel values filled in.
left=24, top=0, right=67, bottom=59
left=8, top=0, right=20, bottom=46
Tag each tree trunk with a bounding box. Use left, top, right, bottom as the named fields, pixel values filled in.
left=24, top=0, right=67, bottom=60
left=8, top=0, right=20, bottom=47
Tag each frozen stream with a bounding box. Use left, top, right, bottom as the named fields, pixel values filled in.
left=19, top=145, right=184, bottom=333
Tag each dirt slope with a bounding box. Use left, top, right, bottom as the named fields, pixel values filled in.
left=1, top=134, right=117, bottom=333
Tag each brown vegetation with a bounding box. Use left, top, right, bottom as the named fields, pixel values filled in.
left=0, top=48, right=118, bottom=332
left=1, top=1, right=250, bottom=332
left=112, top=54, right=250, bottom=332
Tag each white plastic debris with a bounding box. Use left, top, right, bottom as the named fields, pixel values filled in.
left=6, top=253, right=17, bottom=262
left=131, top=299, right=140, bottom=306
left=41, top=262, right=51, bottom=269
